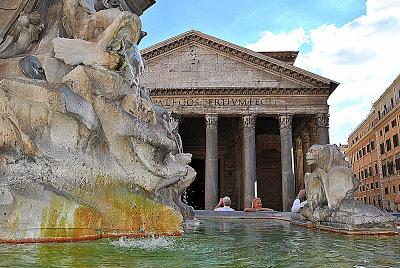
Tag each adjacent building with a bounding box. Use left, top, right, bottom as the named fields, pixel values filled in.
left=141, top=30, right=338, bottom=211
left=347, top=74, right=400, bottom=211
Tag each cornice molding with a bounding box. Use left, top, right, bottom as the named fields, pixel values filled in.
left=141, top=30, right=339, bottom=92
left=149, top=87, right=330, bottom=96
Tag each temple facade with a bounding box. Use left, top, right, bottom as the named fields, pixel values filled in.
left=141, top=30, right=338, bottom=211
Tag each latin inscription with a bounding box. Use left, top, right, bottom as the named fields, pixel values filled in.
left=152, top=97, right=285, bottom=107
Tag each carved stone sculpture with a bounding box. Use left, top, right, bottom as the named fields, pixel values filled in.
left=0, top=11, right=44, bottom=58
left=296, top=144, right=395, bottom=231
left=0, top=0, right=195, bottom=242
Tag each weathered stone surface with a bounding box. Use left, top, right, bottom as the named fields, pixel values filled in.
left=19, top=55, right=46, bottom=80
left=0, top=0, right=195, bottom=242
left=0, top=10, right=44, bottom=58
left=296, top=144, right=395, bottom=231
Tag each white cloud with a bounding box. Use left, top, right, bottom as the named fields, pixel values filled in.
left=245, top=0, right=400, bottom=145
left=246, top=28, right=309, bottom=52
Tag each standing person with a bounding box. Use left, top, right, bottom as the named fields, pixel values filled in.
left=244, top=198, right=274, bottom=212
left=214, top=196, right=235, bottom=211
left=291, top=189, right=307, bottom=213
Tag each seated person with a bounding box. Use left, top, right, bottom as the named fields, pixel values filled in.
left=291, top=189, right=308, bottom=213
left=244, top=198, right=274, bottom=212
left=214, top=196, right=235, bottom=211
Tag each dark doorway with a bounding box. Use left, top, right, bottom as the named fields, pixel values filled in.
left=256, top=149, right=282, bottom=211
left=185, top=159, right=205, bottom=210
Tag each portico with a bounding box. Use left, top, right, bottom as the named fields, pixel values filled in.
left=141, top=30, right=337, bottom=211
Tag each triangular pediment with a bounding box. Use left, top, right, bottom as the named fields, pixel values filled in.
left=141, top=30, right=339, bottom=94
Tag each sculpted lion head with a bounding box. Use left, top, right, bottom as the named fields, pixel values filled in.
left=306, top=144, right=350, bottom=171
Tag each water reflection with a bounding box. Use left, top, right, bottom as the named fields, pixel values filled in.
left=0, top=219, right=399, bottom=267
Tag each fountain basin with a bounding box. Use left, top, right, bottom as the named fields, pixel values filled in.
left=0, top=218, right=398, bottom=267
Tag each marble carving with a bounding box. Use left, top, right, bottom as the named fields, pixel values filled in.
left=299, top=144, right=395, bottom=229
left=0, top=0, right=195, bottom=242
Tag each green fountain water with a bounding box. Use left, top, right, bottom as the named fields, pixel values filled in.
left=1, top=219, right=398, bottom=267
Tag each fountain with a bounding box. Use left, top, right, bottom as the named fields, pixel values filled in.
left=0, top=0, right=195, bottom=243
left=0, top=2, right=398, bottom=266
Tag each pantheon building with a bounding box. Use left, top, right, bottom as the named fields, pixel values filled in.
left=141, top=30, right=338, bottom=211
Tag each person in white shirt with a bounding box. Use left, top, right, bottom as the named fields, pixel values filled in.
left=214, top=196, right=235, bottom=211
left=291, top=189, right=307, bottom=213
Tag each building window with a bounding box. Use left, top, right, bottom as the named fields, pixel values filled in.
left=378, top=111, right=381, bottom=120
left=362, top=147, right=366, bottom=156
left=380, top=130, right=383, bottom=136
left=361, top=170, right=364, bottom=179
left=392, top=119, right=397, bottom=128
left=369, top=166, right=373, bottom=176
left=367, top=144, right=370, bottom=153
left=371, top=141, right=375, bottom=150
left=365, top=168, right=368, bottom=178
left=388, top=161, right=394, bottom=175
left=386, top=139, right=392, bottom=152
left=380, top=143, right=385, bottom=154
left=393, top=185, right=397, bottom=193
left=382, top=164, right=387, bottom=177
left=375, top=163, right=379, bottom=174
left=371, top=182, right=374, bottom=190
left=376, top=182, right=379, bottom=189
left=385, top=187, right=389, bottom=194
left=396, top=156, right=400, bottom=171
left=393, top=134, right=399, bottom=148
left=385, top=125, right=389, bottom=132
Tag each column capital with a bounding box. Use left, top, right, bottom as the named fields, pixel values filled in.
left=300, top=131, right=310, bottom=143
left=279, top=114, right=293, bottom=129
left=242, top=114, right=256, bottom=128
left=295, top=137, right=303, bottom=149
left=205, top=114, right=218, bottom=128
left=316, top=113, right=329, bottom=127
left=308, top=120, right=317, bottom=133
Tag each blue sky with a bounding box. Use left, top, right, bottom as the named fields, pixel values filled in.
left=139, top=0, right=365, bottom=49
left=139, top=0, right=400, bottom=145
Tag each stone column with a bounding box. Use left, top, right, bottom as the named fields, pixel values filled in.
left=242, top=115, right=256, bottom=209
left=294, top=137, right=304, bottom=193
left=279, top=114, right=295, bottom=212
left=308, top=121, right=318, bottom=146
left=205, top=114, right=218, bottom=210
left=301, top=131, right=312, bottom=174
left=316, top=113, right=330, bottom=145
